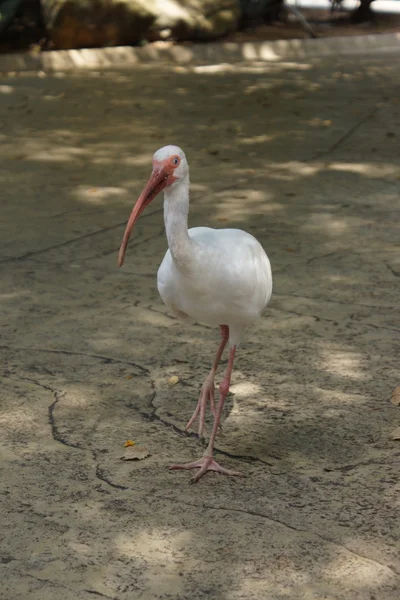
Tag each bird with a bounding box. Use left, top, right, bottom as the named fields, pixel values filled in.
left=118, top=145, right=272, bottom=483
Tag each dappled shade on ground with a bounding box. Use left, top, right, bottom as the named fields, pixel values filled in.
left=0, top=53, right=399, bottom=599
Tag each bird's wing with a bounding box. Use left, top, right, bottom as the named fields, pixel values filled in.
left=157, top=227, right=272, bottom=327
left=188, top=227, right=272, bottom=318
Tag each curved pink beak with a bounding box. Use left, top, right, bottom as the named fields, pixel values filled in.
left=118, top=164, right=169, bottom=267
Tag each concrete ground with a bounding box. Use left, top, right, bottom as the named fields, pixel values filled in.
left=0, top=48, right=399, bottom=600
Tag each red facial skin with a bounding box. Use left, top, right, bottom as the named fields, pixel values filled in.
left=118, top=155, right=180, bottom=267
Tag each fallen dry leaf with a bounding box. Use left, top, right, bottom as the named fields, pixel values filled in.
left=390, top=427, right=400, bottom=441
left=390, top=387, right=400, bottom=406
left=124, top=440, right=135, bottom=447
left=285, top=248, right=295, bottom=253
left=121, top=446, right=151, bottom=461
left=322, top=120, right=333, bottom=127
left=168, top=375, right=179, bottom=387
left=126, top=375, right=133, bottom=380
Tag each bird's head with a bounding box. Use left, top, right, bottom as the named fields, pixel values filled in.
left=118, top=145, right=188, bottom=267
left=153, top=145, right=189, bottom=184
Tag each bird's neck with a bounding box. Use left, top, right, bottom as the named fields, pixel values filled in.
left=163, top=179, right=194, bottom=271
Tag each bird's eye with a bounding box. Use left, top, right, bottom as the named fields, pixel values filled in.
left=171, top=156, right=180, bottom=167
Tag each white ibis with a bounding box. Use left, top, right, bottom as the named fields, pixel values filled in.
left=118, top=145, right=272, bottom=483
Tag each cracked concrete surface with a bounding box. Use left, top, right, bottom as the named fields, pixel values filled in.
left=0, top=51, right=399, bottom=599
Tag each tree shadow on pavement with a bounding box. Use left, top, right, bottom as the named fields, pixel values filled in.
left=0, top=55, right=399, bottom=599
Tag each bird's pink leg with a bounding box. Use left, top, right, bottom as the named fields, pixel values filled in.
left=185, top=325, right=229, bottom=437
left=170, top=345, right=243, bottom=483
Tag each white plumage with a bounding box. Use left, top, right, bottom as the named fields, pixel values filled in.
left=158, top=226, right=272, bottom=346
left=118, top=145, right=272, bottom=483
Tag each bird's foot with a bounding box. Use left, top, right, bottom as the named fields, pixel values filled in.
left=185, top=376, right=217, bottom=437
left=169, top=455, right=243, bottom=484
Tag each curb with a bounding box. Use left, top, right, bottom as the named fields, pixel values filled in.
left=0, top=32, right=399, bottom=73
